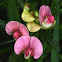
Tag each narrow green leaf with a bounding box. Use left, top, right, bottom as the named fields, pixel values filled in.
left=47, top=39, right=60, bottom=52
left=8, top=52, right=26, bottom=62
left=14, top=0, right=21, bottom=22
left=59, top=54, right=62, bottom=61
left=8, top=52, right=21, bottom=62
left=41, top=0, right=47, bottom=5
left=19, top=0, right=25, bottom=9
left=59, top=9, right=62, bottom=12
left=59, top=2, right=62, bottom=7
left=51, top=0, right=60, bottom=62
left=51, top=0, right=56, bottom=13
left=0, top=0, right=7, bottom=7
left=0, top=19, right=6, bottom=29
left=8, top=0, right=16, bottom=20
left=0, top=40, right=14, bottom=45
left=37, top=54, right=47, bottom=62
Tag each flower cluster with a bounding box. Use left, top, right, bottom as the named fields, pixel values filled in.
left=21, top=2, right=56, bottom=32
left=5, top=2, right=56, bottom=60
left=5, top=21, right=43, bottom=59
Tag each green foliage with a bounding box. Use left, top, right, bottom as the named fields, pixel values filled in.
left=8, top=0, right=16, bottom=20
left=0, top=0, right=7, bottom=7
left=8, top=52, right=21, bottom=62
left=0, top=19, right=6, bottom=29
left=51, top=0, right=56, bottom=13
left=51, top=0, right=60, bottom=62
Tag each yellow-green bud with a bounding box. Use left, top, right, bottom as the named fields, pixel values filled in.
left=21, top=12, right=35, bottom=22
left=27, top=22, right=41, bottom=32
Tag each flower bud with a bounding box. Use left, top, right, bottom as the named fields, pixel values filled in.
left=21, top=2, right=35, bottom=22
left=21, top=12, right=35, bottom=22
left=13, top=31, right=20, bottom=39
left=27, top=22, right=41, bottom=32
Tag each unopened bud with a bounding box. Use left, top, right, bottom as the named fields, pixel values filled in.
left=21, top=12, right=35, bottom=22
left=13, top=31, right=20, bottom=39
left=27, top=22, right=41, bottom=32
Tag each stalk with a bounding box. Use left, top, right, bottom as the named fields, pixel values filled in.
left=51, top=0, right=60, bottom=62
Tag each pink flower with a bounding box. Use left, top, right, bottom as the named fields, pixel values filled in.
left=14, top=36, right=43, bottom=59
left=5, top=21, right=29, bottom=39
left=39, top=5, right=55, bottom=29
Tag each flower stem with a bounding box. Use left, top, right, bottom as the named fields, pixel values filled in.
left=0, top=40, right=14, bottom=45
left=51, top=0, right=60, bottom=62
left=27, top=58, right=30, bottom=62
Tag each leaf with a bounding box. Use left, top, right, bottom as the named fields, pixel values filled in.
left=59, top=9, right=62, bottom=12
left=47, top=39, right=60, bottom=53
left=8, top=52, right=26, bottom=62
left=59, top=2, right=62, bottom=7
left=29, top=0, right=41, bottom=10
left=30, top=2, right=37, bottom=10
left=14, top=7, right=21, bottom=22
left=14, top=0, right=21, bottom=22
left=41, top=0, right=47, bottom=5
left=19, top=0, right=25, bottom=9
left=51, top=0, right=56, bottom=13
left=51, top=0, right=60, bottom=62
left=8, top=0, right=16, bottom=20
left=59, top=54, right=62, bottom=61
left=0, top=40, right=14, bottom=45
left=37, top=54, right=47, bottom=62
left=0, top=0, right=7, bottom=7
left=8, top=52, right=21, bottom=62
left=0, top=19, right=6, bottom=29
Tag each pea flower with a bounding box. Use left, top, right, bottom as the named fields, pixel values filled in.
left=39, top=5, right=56, bottom=29
left=14, top=36, right=43, bottom=59
left=5, top=21, right=29, bottom=39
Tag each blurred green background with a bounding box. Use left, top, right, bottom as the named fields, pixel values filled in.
left=0, top=0, right=62, bottom=62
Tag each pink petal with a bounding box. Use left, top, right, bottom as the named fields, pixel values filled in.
left=44, top=18, right=51, bottom=24
left=19, top=24, right=29, bottom=36
left=44, top=15, right=54, bottom=24
left=46, top=6, right=51, bottom=17
left=39, top=5, right=46, bottom=18
left=30, top=36, right=43, bottom=59
left=48, top=15, right=54, bottom=23
left=13, top=31, right=20, bottom=39
left=14, top=36, right=30, bottom=55
left=39, top=15, right=44, bottom=25
left=5, top=21, right=19, bottom=35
